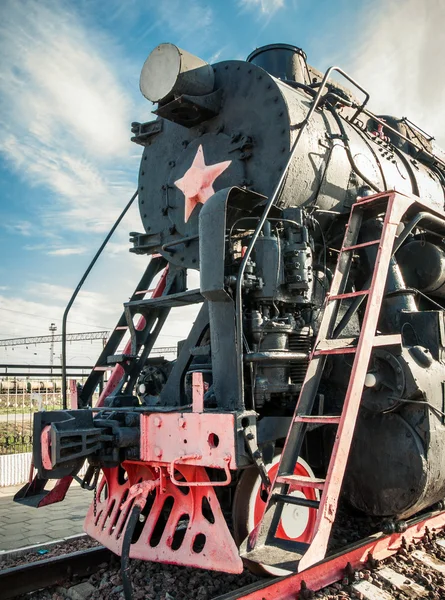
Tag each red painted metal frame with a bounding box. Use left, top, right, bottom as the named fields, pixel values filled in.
left=298, top=191, right=413, bottom=570
left=96, top=266, right=169, bottom=407
left=233, top=510, right=445, bottom=599
left=40, top=426, right=52, bottom=470
left=37, top=474, right=74, bottom=507
left=192, top=371, right=204, bottom=412
left=29, top=265, right=169, bottom=508
left=140, top=412, right=237, bottom=471
left=83, top=460, right=243, bottom=573
left=82, top=262, right=242, bottom=572
left=247, top=191, right=420, bottom=573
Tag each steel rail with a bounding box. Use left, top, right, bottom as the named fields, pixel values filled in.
left=0, top=546, right=114, bottom=600
left=2, top=509, right=445, bottom=600
left=213, top=508, right=445, bottom=600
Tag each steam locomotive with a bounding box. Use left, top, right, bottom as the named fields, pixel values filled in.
left=16, top=43, right=445, bottom=584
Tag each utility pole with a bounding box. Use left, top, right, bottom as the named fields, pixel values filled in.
left=49, top=323, right=57, bottom=374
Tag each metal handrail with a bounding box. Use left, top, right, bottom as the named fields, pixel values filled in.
left=359, top=108, right=445, bottom=170
left=61, top=190, right=139, bottom=408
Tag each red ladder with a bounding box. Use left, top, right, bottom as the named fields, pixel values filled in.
left=242, top=191, right=413, bottom=572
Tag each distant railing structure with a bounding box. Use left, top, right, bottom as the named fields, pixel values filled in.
left=0, top=378, right=89, bottom=455
left=0, top=364, right=96, bottom=455
left=0, top=345, right=178, bottom=455
left=0, top=330, right=109, bottom=348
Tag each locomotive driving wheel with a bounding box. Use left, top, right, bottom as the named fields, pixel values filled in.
left=232, top=452, right=319, bottom=576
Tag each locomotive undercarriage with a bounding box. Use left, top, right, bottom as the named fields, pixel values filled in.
left=14, top=42, right=445, bottom=590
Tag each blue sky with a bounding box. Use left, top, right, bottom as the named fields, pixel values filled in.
left=0, top=0, right=444, bottom=365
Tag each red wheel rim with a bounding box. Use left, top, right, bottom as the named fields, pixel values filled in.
left=251, top=455, right=318, bottom=544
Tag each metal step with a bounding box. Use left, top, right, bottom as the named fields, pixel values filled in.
left=125, top=288, right=203, bottom=309
left=314, top=333, right=401, bottom=355
left=272, top=493, right=320, bottom=509
left=294, top=415, right=341, bottom=424
left=342, top=239, right=381, bottom=251
left=240, top=540, right=309, bottom=572
left=107, top=354, right=137, bottom=365
left=276, top=474, right=325, bottom=489
left=328, top=290, right=369, bottom=301
left=315, top=337, right=358, bottom=353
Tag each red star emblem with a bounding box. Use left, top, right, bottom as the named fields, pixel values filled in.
left=174, top=145, right=231, bottom=223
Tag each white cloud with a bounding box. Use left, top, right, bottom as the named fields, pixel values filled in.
left=153, top=0, right=213, bottom=38
left=0, top=276, right=200, bottom=364
left=106, top=242, right=133, bottom=257
left=349, top=0, right=445, bottom=147
left=239, top=0, right=285, bottom=15
left=46, top=248, right=87, bottom=256
left=24, top=244, right=86, bottom=256
left=208, top=49, right=223, bottom=64
left=4, top=221, right=33, bottom=236
left=0, top=0, right=139, bottom=233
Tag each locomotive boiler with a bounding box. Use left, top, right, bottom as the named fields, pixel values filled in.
left=15, top=42, right=445, bottom=586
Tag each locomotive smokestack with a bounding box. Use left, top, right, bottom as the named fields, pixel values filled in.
left=247, top=43, right=308, bottom=85
left=140, top=42, right=214, bottom=104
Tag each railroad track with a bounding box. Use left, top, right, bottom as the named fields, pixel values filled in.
left=0, top=546, right=114, bottom=600
left=2, top=509, right=445, bottom=600
left=216, top=509, right=445, bottom=599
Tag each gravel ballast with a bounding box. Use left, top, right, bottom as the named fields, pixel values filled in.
left=6, top=530, right=445, bottom=599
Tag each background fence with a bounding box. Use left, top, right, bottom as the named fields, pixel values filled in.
left=0, top=375, right=97, bottom=455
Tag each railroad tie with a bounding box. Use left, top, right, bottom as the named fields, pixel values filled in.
left=353, top=565, right=429, bottom=599
left=375, top=566, right=428, bottom=597
left=435, top=538, right=445, bottom=551
left=352, top=580, right=395, bottom=600
left=412, top=548, right=445, bottom=573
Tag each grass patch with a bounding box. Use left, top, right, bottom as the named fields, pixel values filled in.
left=0, top=421, right=33, bottom=454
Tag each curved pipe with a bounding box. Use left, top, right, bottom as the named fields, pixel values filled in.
left=326, top=104, right=381, bottom=193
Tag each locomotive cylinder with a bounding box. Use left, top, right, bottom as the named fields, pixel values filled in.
left=398, top=240, right=445, bottom=298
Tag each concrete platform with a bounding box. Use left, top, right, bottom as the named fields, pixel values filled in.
left=0, top=481, right=93, bottom=551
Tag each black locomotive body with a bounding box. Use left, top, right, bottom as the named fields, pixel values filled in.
left=16, top=43, right=445, bottom=579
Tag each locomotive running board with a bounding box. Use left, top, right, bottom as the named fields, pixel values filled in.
left=241, top=190, right=428, bottom=572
